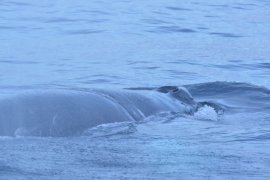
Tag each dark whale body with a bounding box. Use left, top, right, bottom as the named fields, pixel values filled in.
left=0, top=87, right=203, bottom=137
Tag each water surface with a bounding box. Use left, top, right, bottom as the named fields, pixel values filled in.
left=0, top=0, right=270, bottom=179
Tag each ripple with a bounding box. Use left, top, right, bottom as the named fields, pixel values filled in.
left=237, top=3, right=257, bottom=6
left=0, top=25, right=27, bottom=30
left=85, top=79, right=112, bottom=83
left=73, top=9, right=112, bottom=16
left=233, top=6, right=248, bottom=10
left=211, top=62, right=270, bottom=71
left=0, top=60, right=39, bottom=65
left=164, top=69, right=198, bottom=78
left=152, top=11, right=170, bottom=16
left=44, top=17, right=81, bottom=23
left=204, top=15, right=220, bottom=18
left=65, top=29, right=105, bottom=35
left=168, top=60, right=201, bottom=66
left=4, top=1, right=31, bottom=7
left=134, top=66, right=160, bottom=70
left=0, top=25, right=15, bottom=30
left=151, top=26, right=196, bottom=34
left=197, top=27, right=209, bottom=30
left=127, top=60, right=150, bottom=65
left=209, top=32, right=243, bottom=38
left=0, top=164, right=22, bottom=175
left=44, top=17, right=107, bottom=24
left=166, top=6, right=192, bottom=11
left=208, top=4, right=230, bottom=8
left=256, top=63, right=270, bottom=69
left=141, top=18, right=170, bottom=25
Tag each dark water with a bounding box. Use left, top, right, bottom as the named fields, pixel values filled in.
left=0, top=0, right=270, bottom=179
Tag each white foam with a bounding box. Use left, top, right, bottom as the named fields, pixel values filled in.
left=82, top=122, right=137, bottom=137
left=194, top=105, right=218, bottom=121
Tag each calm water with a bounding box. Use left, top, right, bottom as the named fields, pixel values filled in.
left=0, top=0, right=270, bottom=179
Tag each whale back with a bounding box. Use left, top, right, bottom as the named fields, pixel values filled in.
left=0, top=88, right=193, bottom=137
left=0, top=91, right=137, bottom=136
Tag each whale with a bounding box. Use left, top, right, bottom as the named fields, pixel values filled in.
left=0, top=86, right=219, bottom=137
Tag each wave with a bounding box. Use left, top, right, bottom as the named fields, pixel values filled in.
left=0, top=82, right=269, bottom=137
left=185, top=81, right=270, bottom=113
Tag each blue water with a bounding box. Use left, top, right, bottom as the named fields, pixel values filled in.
left=1, top=0, right=270, bottom=179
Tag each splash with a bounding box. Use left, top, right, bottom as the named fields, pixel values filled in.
left=194, top=105, right=219, bottom=121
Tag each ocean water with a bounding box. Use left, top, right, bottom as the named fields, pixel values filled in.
left=0, top=0, right=270, bottom=179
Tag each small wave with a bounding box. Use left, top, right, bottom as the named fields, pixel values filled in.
left=149, top=26, right=197, bottom=34
left=185, top=81, right=270, bottom=96
left=185, top=81, right=270, bottom=113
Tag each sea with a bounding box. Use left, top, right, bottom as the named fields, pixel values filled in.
left=0, top=0, right=270, bottom=179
